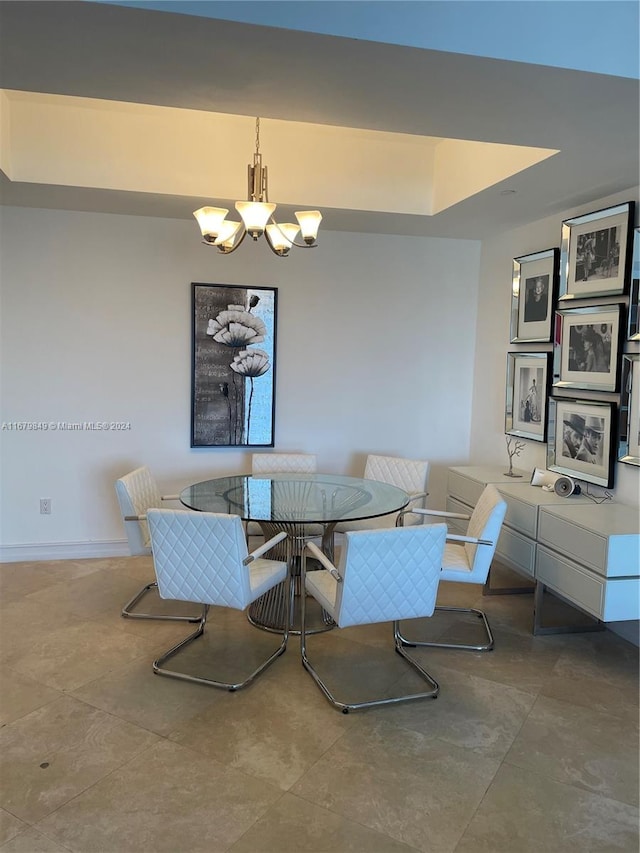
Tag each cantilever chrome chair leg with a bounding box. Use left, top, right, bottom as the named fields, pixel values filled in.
left=397, top=604, right=494, bottom=652
left=300, top=525, right=446, bottom=714
left=300, top=607, right=439, bottom=713
left=393, top=622, right=440, bottom=694
left=154, top=578, right=292, bottom=691
left=300, top=605, right=440, bottom=714
left=122, top=581, right=202, bottom=622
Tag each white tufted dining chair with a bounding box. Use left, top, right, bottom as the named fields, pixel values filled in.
left=248, top=452, right=320, bottom=540
left=147, top=508, right=290, bottom=690
left=334, top=454, right=429, bottom=535
left=300, top=523, right=447, bottom=712
left=251, top=453, right=317, bottom=474
left=396, top=484, right=507, bottom=651
left=115, top=466, right=200, bottom=622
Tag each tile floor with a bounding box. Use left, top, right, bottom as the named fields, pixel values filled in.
left=0, top=556, right=638, bottom=852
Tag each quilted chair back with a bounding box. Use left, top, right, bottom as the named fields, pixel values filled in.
left=334, top=524, right=447, bottom=628
left=115, top=466, right=161, bottom=555
left=464, top=485, right=507, bottom=581
left=364, top=454, right=429, bottom=495
left=147, top=509, right=253, bottom=609
left=364, top=454, right=429, bottom=523
left=252, top=453, right=317, bottom=474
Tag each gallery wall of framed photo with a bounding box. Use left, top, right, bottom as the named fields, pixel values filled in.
left=506, top=201, right=639, bottom=489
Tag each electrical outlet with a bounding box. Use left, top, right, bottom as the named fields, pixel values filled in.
left=40, top=498, right=52, bottom=515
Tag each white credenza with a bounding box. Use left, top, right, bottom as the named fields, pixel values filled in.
left=447, top=466, right=640, bottom=633
left=537, top=503, right=640, bottom=623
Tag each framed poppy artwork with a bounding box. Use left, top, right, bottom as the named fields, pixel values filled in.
left=191, top=283, right=277, bottom=447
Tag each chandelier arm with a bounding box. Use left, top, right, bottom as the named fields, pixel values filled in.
left=216, top=226, right=248, bottom=255
left=268, top=216, right=317, bottom=249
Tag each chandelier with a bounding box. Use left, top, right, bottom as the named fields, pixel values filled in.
left=193, top=117, right=322, bottom=257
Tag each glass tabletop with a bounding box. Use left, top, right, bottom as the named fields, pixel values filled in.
left=179, top=473, right=409, bottom=524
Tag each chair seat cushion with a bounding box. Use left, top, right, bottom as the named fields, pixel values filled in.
left=439, top=542, right=475, bottom=583
left=248, top=559, right=288, bottom=601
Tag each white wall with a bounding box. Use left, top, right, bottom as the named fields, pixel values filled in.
left=470, top=186, right=640, bottom=509
left=0, top=206, right=481, bottom=557
left=2, top=188, right=637, bottom=559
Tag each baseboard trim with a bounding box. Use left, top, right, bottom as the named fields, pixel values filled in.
left=0, top=539, right=130, bottom=563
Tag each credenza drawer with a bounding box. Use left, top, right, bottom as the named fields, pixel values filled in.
left=446, top=496, right=472, bottom=515
left=536, top=545, right=640, bottom=621
left=501, top=493, right=538, bottom=539
left=496, top=526, right=535, bottom=578
left=447, top=471, right=486, bottom=508
left=536, top=545, right=604, bottom=618
left=538, top=511, right=608, bottom=575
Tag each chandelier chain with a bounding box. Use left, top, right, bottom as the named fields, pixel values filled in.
left=255, top=117, right=260, bottom=155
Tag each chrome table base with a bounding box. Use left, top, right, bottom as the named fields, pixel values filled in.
left=247, top=521, right=336, bottom=635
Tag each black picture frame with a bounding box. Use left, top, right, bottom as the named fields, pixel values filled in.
left=619, top=354, right=640, bottom=467
left=553, top=303, right=623, bottom=393
left=558, top=201, right=635, bottom=301
left=510, top=248, right=559, bottom=343
left=191, top=283, right=277, bottom=448
left=547, top=397, right=616, bottom=488
left=505, top=352, right=551, bottom=442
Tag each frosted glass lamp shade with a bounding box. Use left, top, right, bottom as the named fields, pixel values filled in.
left=193, top=206, right=229, bottom=242
left=235, top=201, right=276, bottom=238
left=213, top=220, right=242, bottom=252
left=295, top=210, right=322, bottom=244
left=266, top=222, right=300, bottom=254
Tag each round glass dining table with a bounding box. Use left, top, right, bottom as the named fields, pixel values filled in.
left=180, top=473, right=410, bottom=633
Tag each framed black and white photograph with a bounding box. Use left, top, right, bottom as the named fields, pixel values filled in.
left=628, top=227, right=639, bottom=341
left=619, top=354, right=640, bottom=467
left=505, top=352, right=550, bottom=442
left=559, top=201, right=635, bottom=300
left=191, top=283, right=277, bottom=447
left=547, top=397, right=616, bottom=488
left=510, top=248, right=559, bottom=342
left=553, top=303, right=622, bottom=393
